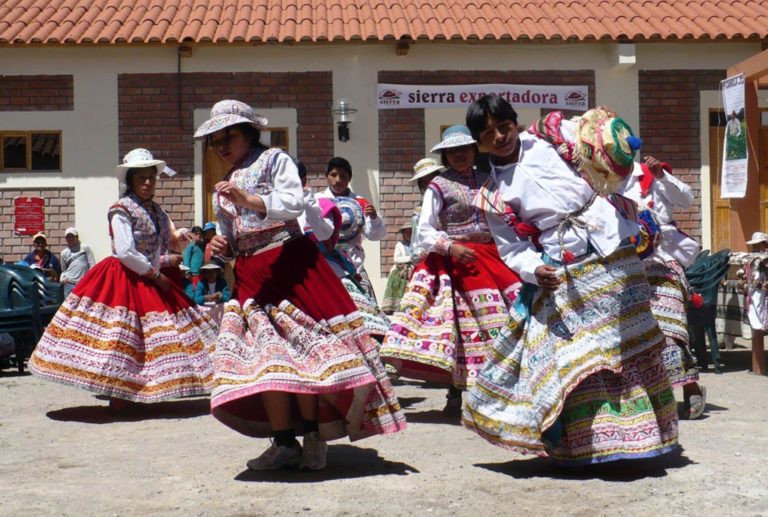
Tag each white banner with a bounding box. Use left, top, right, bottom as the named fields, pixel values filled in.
left=377, top=83, right=588, bottom=111
left=720, top=73, right=748, bottom=199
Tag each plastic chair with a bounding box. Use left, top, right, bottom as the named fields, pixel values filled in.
left=3, top=265, right=63, bottom=327
left=0, top=268, right=42, bottom=373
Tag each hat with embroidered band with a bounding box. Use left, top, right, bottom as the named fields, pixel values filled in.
left=194, top=100, right=269, bottom=140
left=409, top=157, right=445, bottom=182
left=746, top=232, right=768, bottom=245
left=430, top=125, right=477, bottom=153
left=115, top=148, right=167, bottom=186
left=574, top=108, right=642, bottom=194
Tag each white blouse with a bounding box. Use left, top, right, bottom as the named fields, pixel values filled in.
left=298, top=188, right=335, bottom=242
left=488, top=132, right=637, bottom=285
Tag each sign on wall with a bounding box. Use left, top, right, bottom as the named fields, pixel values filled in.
left=14, top=196, right=45, bottom=236
left=377, top=83, right=588, bottom=111
left=720, top=73, right=748, bottom=199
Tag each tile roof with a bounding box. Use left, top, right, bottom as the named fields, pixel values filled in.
left=1, top=0, right=766, bottom=45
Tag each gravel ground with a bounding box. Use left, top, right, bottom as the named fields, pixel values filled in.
left=1, top=345, right=767, bottom=517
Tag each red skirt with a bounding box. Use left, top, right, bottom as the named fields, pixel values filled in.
left=380, top=240, right=522, bottom=389
left=210, top=236, right=406, bottom=441
left=29, top=257, right=217, bottom=402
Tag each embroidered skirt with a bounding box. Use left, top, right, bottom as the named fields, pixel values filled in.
left=462, top=244, right=678, bottom=465
left=645, top=259, right=699, bottom=387
left=29, top=257, right=218, bottom=402
left=211, top=236, right=406, bottom=441
left=380, top=241, right=522, bottom=390
left=381, top=263, right=412, bottom=314
left=340, top=277, right=390, bottom=339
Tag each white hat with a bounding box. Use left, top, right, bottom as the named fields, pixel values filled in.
left=200, top=261, right=222, bottom=270
left=64, top=227, right=78, bottom=237
left=194, top=100, right=269, bottom=140
left=115, top=148, right=166, bottom=186
left=409, top=157, right=445, bottom=182
left=179, top=264, right=190, bottom=272
left=746, top=232, right=768, bottom=245
left=430, top=125, right=477, bottom=153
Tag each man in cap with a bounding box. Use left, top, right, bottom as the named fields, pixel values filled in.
left=60, top=227, right=96, bottom=296
left=21, top=232, right=61, bottom=282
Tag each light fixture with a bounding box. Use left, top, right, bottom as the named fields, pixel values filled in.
left=331, top=98, right=358, bottom=142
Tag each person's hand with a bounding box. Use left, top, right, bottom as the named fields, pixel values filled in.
left=209, top=235, right=230, bottom=255
left=167, top=254, right=183, bottom=268
left=643, top=155, right=665, bottom=179
left=449, top=243, right=477, bottom=264
left=364, top=204, right=378, bottom=219
left=180, top=229, right=196, bottom=243
left=535, top=265, right=561, bottom=291
left=154, top=273, right=171, bottom=292
left=215, top=180, right=250, bottom=207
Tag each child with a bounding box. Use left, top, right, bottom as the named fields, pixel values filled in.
left=193, top=261, right=231, bottom=305
left=381, top=223, right=414, bottom=314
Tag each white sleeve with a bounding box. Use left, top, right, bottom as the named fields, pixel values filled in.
left=111, top=211, right=153, bottom=276
left=393, top=242, right=411, bottom=264
left=303, top=190, right=335, bottom=242
left=487, top=209, right=545, bottom=286
left=363, top=210, right=387, bottom=241
left=417, top=188, right=450, bottom=254
left=260, top=152, right=305, bottom=221
left=655, top=171, right=693, bottom=209
left=214, top=220, right=236, bottom=261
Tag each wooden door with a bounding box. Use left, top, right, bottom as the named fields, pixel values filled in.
left=709, top=111, right=731, bottom=251
left=203, top=146, right=230, bottom=224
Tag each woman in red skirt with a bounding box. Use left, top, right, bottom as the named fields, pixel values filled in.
left=29, top=149, right=217, bottom=410
left=380, top=125, right=523, bottom=417
left=195, top=100, right=405, bottom=471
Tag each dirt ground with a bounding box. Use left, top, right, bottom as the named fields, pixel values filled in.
left=1, top=344, right=767, bottom=517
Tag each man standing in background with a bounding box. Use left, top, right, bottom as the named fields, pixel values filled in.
left=60, top=227, right=96, bottom=297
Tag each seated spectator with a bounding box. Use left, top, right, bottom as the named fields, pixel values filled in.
left=192, top=261, right=230, bottom=305
left=182, top=226, right=204, bottom=276
left=21, top=232, right=61, bottom=281
left=202, top=222, right=218, bottom=263
left=60, top=227, right=96, bottom=297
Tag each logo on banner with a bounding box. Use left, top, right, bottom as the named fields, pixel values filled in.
left=564, top=90, right=587, bottom=108
left=378, top=88, right=402, bottom=106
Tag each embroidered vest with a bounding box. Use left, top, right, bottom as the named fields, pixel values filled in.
left=108, top=194, right=171, bottom=261
left=428, top=169, right=491, bottom=238
left=213, top=147, right=301, bottom=256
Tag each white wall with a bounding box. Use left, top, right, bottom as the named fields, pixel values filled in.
left=0, top=42, right=761, bottom=291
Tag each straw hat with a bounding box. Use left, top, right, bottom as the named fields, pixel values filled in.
left=409, top=157, right=445, bottom=182
left=194, top=100, right=268, bottom=140
left=746, top=232, right=768, bottom=245
left=430, top=125, right=476, bottom=153
left=115, top=148, right=166, bottom=186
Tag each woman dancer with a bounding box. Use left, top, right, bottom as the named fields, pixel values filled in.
left=29, top=149, right=217, bottom=410
left=196, top=100, right=405, bottom=471
left=380, top=125, right=522, bottom=417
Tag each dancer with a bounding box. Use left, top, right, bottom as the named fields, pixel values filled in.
left=621, top=155, right=706, bottom=419
left=317, top=156, right=386, bottom=300
left=380, top=125, right=522, bottom=417
left=195, top=100, right=405, bottom=471
left=29, top=148, right=217, bottom=409
left=462, top=95, right=678, bottom=464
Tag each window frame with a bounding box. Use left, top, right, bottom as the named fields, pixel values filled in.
left=0, top=130, right=63, bottom=173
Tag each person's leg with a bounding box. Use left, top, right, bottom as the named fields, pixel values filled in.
left=296, top=394, right=327, bottom=470
left=247, top=391, right=301, bottom=471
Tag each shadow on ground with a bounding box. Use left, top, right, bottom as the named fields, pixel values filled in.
left=234, top=444, right=419, bottom=483
left=396, top=396, right=426, bottom=409
left=46, top=398, right=211, bottom=423
left=404, top=409, right=462, bottom=426
left=475, top=447, right=694, bottom=481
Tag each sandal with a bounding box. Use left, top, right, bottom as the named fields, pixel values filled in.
left=687, top=385, right=707, bottom=420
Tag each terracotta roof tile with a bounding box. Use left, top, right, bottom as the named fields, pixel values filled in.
left=1, top=0, right=766, bottom=45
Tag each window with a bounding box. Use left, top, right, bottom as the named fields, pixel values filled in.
left=263, top=128, right=289, bottom=151
left=0, top=131, right=61, bottom=172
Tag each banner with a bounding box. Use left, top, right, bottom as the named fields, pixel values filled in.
left=720, top=73, right=748, bottom=199
left=377, top=83, right=588, bottom=111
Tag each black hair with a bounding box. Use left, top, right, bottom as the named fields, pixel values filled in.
left=326, top=156, right=352, bottom=177
left=205, top=122, right=262, bottom=149
left=440, top=144, right=480, bottom=168
left=190, top=226, right=203, bottom=235
left=465, top=94, right=518, bottom=140
left=122, top=168, right=143, bottom=197
left=293, top=158, right=307, bottom=186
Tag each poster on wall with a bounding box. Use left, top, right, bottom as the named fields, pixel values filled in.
left=377, top=83, right=589, bottom=111
left=720, top=73, right=748, bottom=199
left=14, top=196, right=45, bottom=236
